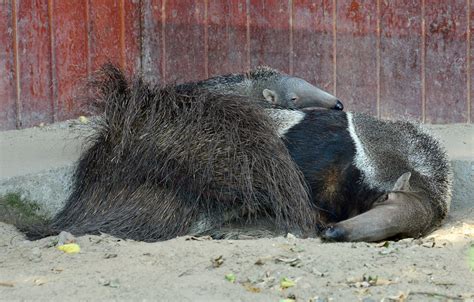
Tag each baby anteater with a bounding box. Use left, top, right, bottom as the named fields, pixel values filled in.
left=175, top=66, right=343, bottom=110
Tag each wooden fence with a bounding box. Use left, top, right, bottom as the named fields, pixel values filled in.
left=0, top=0, right=472, bottom=130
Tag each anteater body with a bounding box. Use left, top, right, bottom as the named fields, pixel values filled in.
left=19, top=66, right=452, bottom=242
left=275, top=109, right=452, bottom=241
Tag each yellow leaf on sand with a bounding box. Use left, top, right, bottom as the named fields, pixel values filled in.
left=78, top=116, right=89, bottom=124
left=57, top=243, right=80, bottom=254
left=280, top=277, right=295, bottom=288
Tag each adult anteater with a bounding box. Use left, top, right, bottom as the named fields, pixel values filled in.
left=21, top=66, right=452, bottom=242
left=271, top=109, right=452, bottom=241
left=22, top=65, right=322, bottom=241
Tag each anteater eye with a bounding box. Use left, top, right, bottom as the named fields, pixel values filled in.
left=291, top=97, right=298, bottom=102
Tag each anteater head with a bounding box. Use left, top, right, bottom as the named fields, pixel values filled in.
left=251, top=67, right=343, bottom=111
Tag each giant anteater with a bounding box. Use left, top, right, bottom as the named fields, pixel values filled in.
left=20, top=65, right=451, bottom=242
left=272, top=109, right=452, bottom=241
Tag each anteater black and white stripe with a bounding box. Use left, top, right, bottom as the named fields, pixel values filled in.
left=275, top=109, right=452, bottom=241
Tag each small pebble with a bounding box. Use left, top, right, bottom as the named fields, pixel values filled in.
left=57, top=231, right=76, bottom=246
left=28, top=247, right=42, bottom=263
left=104, top=253, right=118, bottom=259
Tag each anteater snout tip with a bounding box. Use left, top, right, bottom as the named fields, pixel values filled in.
left=333, top=100, right=344, bottom=111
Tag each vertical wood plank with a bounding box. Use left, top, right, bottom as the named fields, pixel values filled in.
left=425, top=0, right=468, bottom=123
left=17, top=0, right=53, bottom=128
left=470, top=0, right=473, bottom=123
left=336, top=0, right=377, bottom=115
left=164, top=0, right=206, bottom=83
left=123, top=0, right=141, bottom=75
left=292, top=0, right=334, bottom=92
left=141, top=0, right=163, bottom=83
left=89, top=0, right=122, bottom=70
left=380, top=0, right=422, bottom=121
left=207, top=0, right=248, bottom=76
left=0, top=1, right=16, bottom=130
left=51, top=0, right=88, bottom=121
left=249, top=0, right=290, bottom=73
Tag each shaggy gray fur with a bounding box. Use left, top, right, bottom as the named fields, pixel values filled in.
left=347, top=112, right=453, bottom=227
left=20, top=64, right=317, bottom=241
left=176, top=66, right=341, bottom=110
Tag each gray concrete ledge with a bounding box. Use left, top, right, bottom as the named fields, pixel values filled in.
left=0, top=119, right=473, bottom=219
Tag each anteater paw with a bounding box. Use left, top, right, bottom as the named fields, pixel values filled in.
left=321, top=225, right=348, bottom=242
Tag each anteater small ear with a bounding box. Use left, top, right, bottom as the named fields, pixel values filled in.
left=263, top=89, right=277, bottom=104
left=392, top=172, right=412, bottom=191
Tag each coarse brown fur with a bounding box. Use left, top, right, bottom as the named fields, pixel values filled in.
left=22, top=64, right=318, bottom=241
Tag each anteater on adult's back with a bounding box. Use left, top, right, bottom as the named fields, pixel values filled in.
left=175, top=65, right=344, bottom=110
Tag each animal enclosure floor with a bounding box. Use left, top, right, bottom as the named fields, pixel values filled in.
left=0, top=219, right=473, bottom=301
left=0, top=119, right=473, bottom=301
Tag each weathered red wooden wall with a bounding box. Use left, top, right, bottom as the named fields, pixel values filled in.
left=0, top=0, right=472, bottom=130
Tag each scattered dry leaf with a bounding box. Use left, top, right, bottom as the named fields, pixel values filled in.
left=280, top=277, right=296, bottom=289
left=99, top=278, right=120, bottom=288
left=376, top=241, right=390, bottom=248
left=0, top=281, right=14, bottom=287
left=78, top=116, right=89, bottom=124
left=185, top=236, right=212, bottom=241
left=104, top=253, right=118, bottom=259
left=51, top=267, right=64, bottom=273
left=347, top=274, right=395, bottom=288
left=421, top=240, right=435, bottom=248
left=57, top=243, right=80, bottom=254
left=242, top=282, right=261, bottom=293
left=34, top=278, right=47, bottom=286
left=211, top=255, right=224, bottom=268
left=382, top=292, right=408, bottom=302
left=290, top=245, right=305, bottom=252
left=275, top=256, right=302, bottom=267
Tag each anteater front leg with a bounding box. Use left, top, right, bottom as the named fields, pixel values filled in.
left=321, top=172, right=434, bottom=242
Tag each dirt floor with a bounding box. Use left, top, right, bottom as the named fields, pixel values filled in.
left=0, top=221, right=473, bottom=301
left=0, top=121, right=473, bottom=301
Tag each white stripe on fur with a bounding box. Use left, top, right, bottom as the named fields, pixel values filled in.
left=266, top=109, right=306, bottom=136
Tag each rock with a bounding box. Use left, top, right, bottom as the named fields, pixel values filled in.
left=57, top=231, right=76, bottom=245
left=103, top=253, right=118, bottom=259
left=27, top=247, right=42, bottom=263
left=99, top=278, right=120, bottom=288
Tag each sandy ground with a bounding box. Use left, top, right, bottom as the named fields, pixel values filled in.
left=0, top=120, right=473, bottom=301
left=0, top=221, right=473, bottom=301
